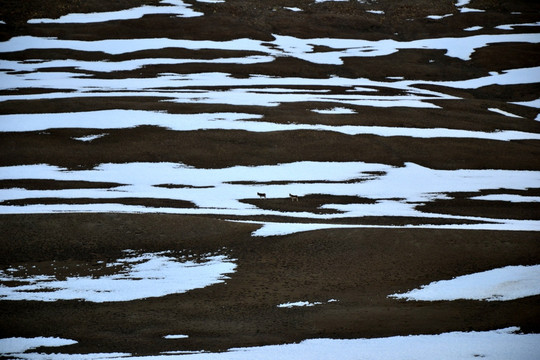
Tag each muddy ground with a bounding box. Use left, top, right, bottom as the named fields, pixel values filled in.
left=0, top=0, right=539, bottom=356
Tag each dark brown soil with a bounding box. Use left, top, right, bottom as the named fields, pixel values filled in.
left=0, top=197, right=196, bottom=208
left=0, top=179, right=124, bottom=190
left=417, top=188, right=540, bottom=220
left=241, top=194, right=376, bottom=214
left=2, top=128, right=539, bottom=170
left=0, top=214, right=539, bottom=355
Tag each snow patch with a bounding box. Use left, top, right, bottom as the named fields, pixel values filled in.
left=163, top=335, right=189, bottom=339
left=496, top=21, right=540, bottom=31
left=426, top=14, right=452, bottom=20
left=464, top=26, right=483, bottom=31
left=27, top=0, right=202, bottom=23
left=470, top=194, right=540, bottom=202
left=3, top=328, right=539, bottom=360
left=277, top=301, right=323, bottom=308
left=488, top=108, right=523, bottom=118
left=0, top=251, right=236, bottom=302
left=71, top=133, right=107, bottom=142
left=0, top=337, right=77, bottom=355
left=389, top=265, right=540, bottom=301
left=311, top=107, right=356, bottom=114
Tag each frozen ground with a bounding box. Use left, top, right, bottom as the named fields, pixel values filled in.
left=27, top=0, right=204, bottom=23
left=2, top=110, right=540, bottom=140
left=1, top=328, right=539, bottom=360
left=390, top=264, right=540, bottom=302
left=0, top=251, right=236, bottom=302
left=0, top=0, right=539, bottom=357
left=1, top=161, right=538, bottom=234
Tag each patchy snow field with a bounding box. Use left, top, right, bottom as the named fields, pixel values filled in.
left=0, top=0, right=539, bottom=357
left=1, top=161, right=538, bottom=234
left=0, top=251, right=236, bottom=302
left=390, top=264, right=540, bottom=302
left=1, top=328, right=539, bottom=360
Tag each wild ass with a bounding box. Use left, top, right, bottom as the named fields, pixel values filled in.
left=257, top=192, right=266, bottom=199
left=289, top=193, right=299, bottom=202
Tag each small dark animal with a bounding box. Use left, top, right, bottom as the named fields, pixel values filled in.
left=289, top=193, right=299, bottom=202
left=257, top=192, right=266, bottom=199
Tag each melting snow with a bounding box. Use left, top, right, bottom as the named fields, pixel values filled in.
left=1, top=328, right=539, bottom=360
left=0, top=337, right=77, bottom=355
left=277, top=301, right=322, bottom=308
left=389, top=265, right=540, bottom=301
left=496, top=21, right=540, bottom=31
left=2, top=110, right=539, bottom=140
left=426, top=14, right=453, bottom=20
left=488, top=107, right=523, bottom=118
left=71, top=133, right=107, bottom=142
left=3, top=33, right=540, bottom=63
left=470, top=194, right=540, bottom=202
left=163, top=335, right=189, bottom=339
left=311, top=107, right=356, bottom=114
left=0, top=161, right=538, bottom=234
left=277, top=299, right=338, bottom=308
left=284, top=7, right=303, bottom=12
left=0, top=251, right=236, bottom=302
left=249, top=220, right=540, bottom=237
left=27, top=0, right=202, bottom=23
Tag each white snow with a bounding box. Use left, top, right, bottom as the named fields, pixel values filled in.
left=163, top=335, right=189, bottom=339
left=426, top=14, right=452, bottom=20
left=0, top=337, right=77, bottom=354
left=470, top=194, right=540, bottom=202
left=464, top=26, right=483, bottom=31
left=72, top=133, right=107, bottom=142
left=0, top=251, right=236, bottom=302
left=0, top=36, right=269, bottom=56
left=2, top=34, right=540, bottom=112
left=277, top=301, right=323, bottom=308
left=3, top=33, right=539, bottom=63
left=433, top=66, right=540, bottom=89
left=0, top=55, right=274, bottom=73
left=512, top=98, right=540, bottom=109
left=248, top=219, right=540, bottom=237
left=0, top=4, right=538, bottom=359
left=27, top=0, right=202, bottom=23
left=390, top=265, right=540, bottom=301
left=455, top=0, right=471, bottom=7
left=488, top=107, right=523, bottom=118
left=2, top=110, right=539, bottom=140
left=0, top=111, right=262, bottom=132
left=0, top=161, right=538, bottom=234
left=2, top=328, right=539, bottom=360
left=311, top=107, right=356, bottom=114
left=496, top=21, right=540, bottom=31
left=277, top=299, right=338, bottom=308
left=460, top=7, right=485, bottom=13
left=455, top=1, right=484, bottom=13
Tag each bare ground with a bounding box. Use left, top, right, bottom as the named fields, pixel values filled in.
left=0, top=214, right=539, bottom=355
